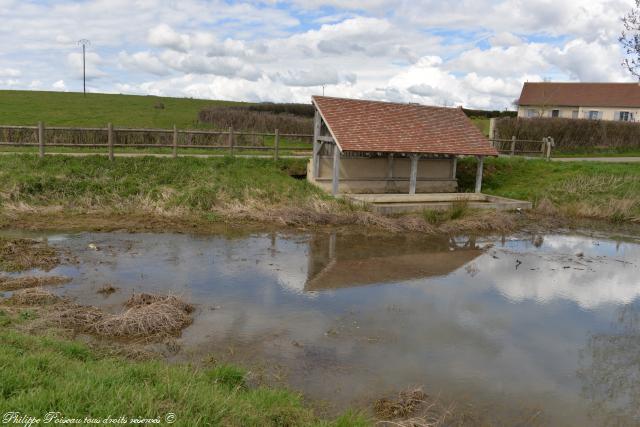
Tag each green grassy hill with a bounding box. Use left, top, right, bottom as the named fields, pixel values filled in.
left=1, top=90, right=492, bottom=135
left=0, top=90, right=243, bottom=129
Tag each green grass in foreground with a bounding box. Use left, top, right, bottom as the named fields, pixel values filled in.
left=459, top=157, right=640, bottom=220
left=0, top=328, right=365, bottom=426
left=0, top=90, right=243, bottom=128
left=0, top=155, right=317, bottom=213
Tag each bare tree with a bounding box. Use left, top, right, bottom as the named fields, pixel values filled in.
left=621, top=0, right=640, bottom=79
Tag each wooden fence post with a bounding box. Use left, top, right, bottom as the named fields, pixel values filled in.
left=107, top=123, right=114, bottom=161
left=228, top=126, right=234, bottom=156
left=546, top=137, right=553, bottom=160
left=510, top=136, right=516, bottom=156
left=274, top=129, right=280, bottom=161
left=38, top=121, right=45, bottom=158
left=172, top=125, right=178, bottom=158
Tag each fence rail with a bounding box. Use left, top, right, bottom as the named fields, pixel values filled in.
left=0, top=123, right=315, bottom=160
left=490, top=136, right=554, bottom=159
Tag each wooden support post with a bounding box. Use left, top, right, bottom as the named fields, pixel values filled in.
left=228, top=126, right=234, bottom=156
left=387, top=153, right=394, bottom=178
left=172, top=125, right=178, bottom=158
left=451, top=156, right=457, bottom=179
left=331, top=144, right=340, bottom=196
left=510, top=136, right=516, bottom=156
left=475, top=156, right=484, bottom=193
left=274, top=129, right=280, bottom=161
left=107, top=122, right=114, bottom=161
left=313, top=110, right=321, bottom=178
left=38, top=121, right=44, bottom=158
left=489, top=118, right=496, bottom=140
left=409, top=154, right=418, bottom=195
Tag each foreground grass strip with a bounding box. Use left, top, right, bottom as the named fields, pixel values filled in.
left=0, top=329, right=367, bottom=426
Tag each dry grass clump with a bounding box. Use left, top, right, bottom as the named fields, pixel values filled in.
left=57, top=293, right=194, bottom=339
left=7, top=288, right=61, bottom=305
left=96, top=284, right=118, bottom=295
left=374, top=387, right=491, bottom=427
left=0, top=275, right=71, bottom=291
left=0, top=237, right=60, bottom=272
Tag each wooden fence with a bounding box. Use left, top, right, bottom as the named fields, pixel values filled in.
left=0, top=123, right=314, bottom=160
left=490, top=136, right=554, bottom=159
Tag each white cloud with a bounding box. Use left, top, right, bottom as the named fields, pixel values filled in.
left=148, top=24, right=190, bottom=52
left=0, top=68, right=21, bottom=77
left=52, top=80, right=66, bottom=90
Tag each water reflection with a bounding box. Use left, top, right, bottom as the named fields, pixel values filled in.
left=305, top=233, right=483, bottom=291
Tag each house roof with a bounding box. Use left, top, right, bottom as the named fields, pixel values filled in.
left=518, top=82, right=640, bottom=108
left=312, top=96, right=497, bottom=156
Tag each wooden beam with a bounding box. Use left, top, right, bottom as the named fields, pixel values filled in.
left=317, top=135, right=334, bottom=143
left=313, top=110, right=321, bottom=178
left=409, top=154, right=419, bottom=195
left=451, top=157, right=457, bottom=179
left=332, top=144, right=341, bottom=196
left=475, top=156, right=484, bottom=193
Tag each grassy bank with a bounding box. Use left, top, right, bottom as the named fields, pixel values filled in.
left=0, top=154, right=638, bottom=232
left=0, top=325, right=364, bottom=426
left=458, top=157, right=640, bottom=222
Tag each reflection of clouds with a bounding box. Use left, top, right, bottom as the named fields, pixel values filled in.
left=487, top=235, right=640, bottom=309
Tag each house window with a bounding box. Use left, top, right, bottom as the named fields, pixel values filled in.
left=551, top=109, right=560, bottom=118
left=572, top=110, right=579, bottom=119
left=618, top=111, right=632, bottom=121
left=588, top=110, right=600, bottom=120
left=526, top=109, right=537, bottom=118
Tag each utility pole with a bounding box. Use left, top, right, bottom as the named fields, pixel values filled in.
left=77, top=39, right=90, bottom=96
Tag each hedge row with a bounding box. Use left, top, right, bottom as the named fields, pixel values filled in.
left=494, top=117, right=640, bottom=151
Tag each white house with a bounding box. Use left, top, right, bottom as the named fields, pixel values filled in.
left=516, top=82, right=640, bottom=122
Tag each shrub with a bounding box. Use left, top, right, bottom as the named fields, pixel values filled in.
left=198, top=106, right=313, bottom=134
left=494, top=117, right=640, bottom=152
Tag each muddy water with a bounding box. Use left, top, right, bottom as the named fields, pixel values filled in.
left=3, top=229, right=640, bottom=426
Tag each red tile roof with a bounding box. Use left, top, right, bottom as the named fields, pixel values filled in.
left=518, top=82, right=640, bottom=108
left=312, top=96, right=497, bottom=156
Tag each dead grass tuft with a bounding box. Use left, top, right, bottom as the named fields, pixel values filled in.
left=375, top=388, right=428, bottom=419
left=0, top=275, right=71, bottom=291
left=7, top=288, right=62, bottom=305
left=373, top=387, right=492, bottom=427
left=535, top=198, right=559, bottom=216
left=96, top=284, right=118, bottom=295
left=56, top=293, right=194, bottom=339
left=0, top=237, right=60, bottom=272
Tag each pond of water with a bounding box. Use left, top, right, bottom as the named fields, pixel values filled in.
left=3, top=229, right=640, bottom=425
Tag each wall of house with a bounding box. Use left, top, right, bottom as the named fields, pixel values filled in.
left=307, top=156, right=457, bottom=193
left=517, top=105, right=640, bottom=121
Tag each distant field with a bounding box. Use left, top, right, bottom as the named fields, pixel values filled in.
left=0, top=90, right=242, bottom=129
left=470, top=117, right=490, bottom=136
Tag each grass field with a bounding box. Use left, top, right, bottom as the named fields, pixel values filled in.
left=458, top=157, right=640, bottom=222
left=0, top=90, right=241, bottom=129
left=0, top=321, right=365, bottom=426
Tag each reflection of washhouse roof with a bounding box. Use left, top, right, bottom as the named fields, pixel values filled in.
left=305, top=234, right=484, bottom=291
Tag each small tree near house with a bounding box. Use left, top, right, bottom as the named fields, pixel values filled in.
left=621, top=0, right=640, bottom=79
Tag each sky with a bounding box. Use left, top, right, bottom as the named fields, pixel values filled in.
left=0, top=0, right=637, bottom=110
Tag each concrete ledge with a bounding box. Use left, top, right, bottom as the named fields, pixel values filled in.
left=344, top=193, right=532, bottom=214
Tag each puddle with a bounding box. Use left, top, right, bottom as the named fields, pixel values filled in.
left=3, top=229, right=640, bottom=425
